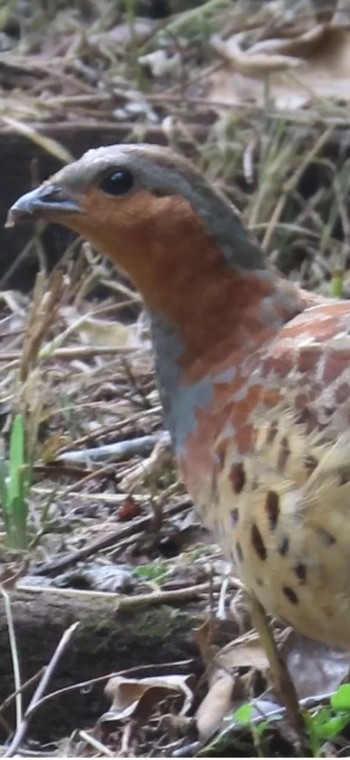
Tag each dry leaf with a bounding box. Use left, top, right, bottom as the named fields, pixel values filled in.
left=217, top=637, right=269, bottom=672
left=103, top=674, right=194, bottom=724
left=195, top=628, right=270, bottom=740
left=196, top=671, right=235, bottom=740
left=211, top=32, right=303, bottom=76
left=194, top=619, right=217, bottom=668
left=282, top=631, right=350, bottom=699
left=209, top=20, right=350, bottom=110
left=115, top=495, right=143, bottom=521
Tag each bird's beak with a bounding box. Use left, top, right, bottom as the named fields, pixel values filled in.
left=5, top=183, right=82, bottom=227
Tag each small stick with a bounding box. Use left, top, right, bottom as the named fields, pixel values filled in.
left=28, top=498, right=191, bottom=577
left=24, top=659, right=193, bottom=720
left=4, top=623, right=79, bottom=757
left=0, top=586, right=22, bottom=732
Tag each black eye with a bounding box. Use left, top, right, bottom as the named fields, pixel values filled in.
left=99, top=168, right=134, bottom=196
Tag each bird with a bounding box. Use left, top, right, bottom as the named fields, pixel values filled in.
left=8, top=143, right=350, bottom=729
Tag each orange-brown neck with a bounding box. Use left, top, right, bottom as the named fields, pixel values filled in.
left=70, top=187, right=308, bottom=377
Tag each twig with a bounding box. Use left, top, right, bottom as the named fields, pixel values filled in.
left=27, top=497, right=192, bottom=577
left=29, top=515, right=151, bottom=576
left=261, top=126, right=333, bottom=251
left=2, top=117, right=72, bottom=163
left=17, top=581, right=216, bottom=607
left=0, top=669, right=45, bottom=718
left=31, top=487, right=145, bottom=503
left=78, top=730, right=115, bottom=757
left=56, top=434, right=160, bottom=463
left=24, top=659, right=193, bottom=721
left=4, top=623, right=79, bottom=757
left=55, top=406, right=162, bottom=453
left=0, top=344, right=141, bottom=363
left=114, top=582, right=217, bottom=608
left=0, top=586, right=22, bottom=732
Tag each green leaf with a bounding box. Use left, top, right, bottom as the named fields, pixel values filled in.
left=314, top=713, right=349, bottom=740
left=331, top=684, right=350, bottom=712
left=7, top=496, right=27, bottom=549
left=255, top=720, right=267, bottom=736
left=6, top=414, right=28, bottom=549
left=0, top=455, right=8, bottom=511
left=133, top=562, right=168, bottom=582
left=330, top=271, right=344, bottom=299
left=8, top=414, right=25, bottom=505
left=233, top=703, right=253, bottom=725
left=307, top=704, right=350, bottom=743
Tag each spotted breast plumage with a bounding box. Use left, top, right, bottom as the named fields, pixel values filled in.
left=8, top=143, right=350, bottom=722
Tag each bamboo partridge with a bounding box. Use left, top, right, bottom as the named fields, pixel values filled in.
left=8, top=144, right=350, bottom=724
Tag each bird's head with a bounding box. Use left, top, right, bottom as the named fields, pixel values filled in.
left=7, top=143, right=264, bottom=290
left=8, top=143, right=300, bottom=370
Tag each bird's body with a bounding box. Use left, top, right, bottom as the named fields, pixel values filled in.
left=180, top=298, right=350, bottom=650
left=9, top=144, right=350, bottom=651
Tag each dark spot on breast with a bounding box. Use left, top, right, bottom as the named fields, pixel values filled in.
left=297, top=408, right=320, bottom=435
left=229, top=462, right=246, bottom=494
left=283, top=586, right=298, bottom=604
left=251, top=524, right=267, bottom=561
left=231, top=507, right=239, bottom=526
left=277, top=436, right=290, bottom=472
left=323, top=354, right=344, bottom=384
left=297, top=348, right=322, bottom=374
left=324, top=406, right=334, bottom=417
left=294, top=562, right=306, bottom=582
left=266, top=420, right=278, bottom=444
left=256, top=577, right=263, bottom=586
left=265, top=490, right=279, bottom=530
left=214, top=440, right=227, bottom=472
left=304, top=455, right=318, bottom=474
left=316, top=527, right=336, bottom=547
left=279, top=356, right=294, bottom=376
left=335, top=383, right=350, bottom=404
left=278, top=536, right=289, bottom=556
left=236, top=541, right=243, bottom=562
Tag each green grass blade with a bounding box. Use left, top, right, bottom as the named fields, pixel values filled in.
left=0, top=455, right=8, bottom=511
left=8, top=414, right=25, bottom=505
left=6, top=415, right=28, bottom=549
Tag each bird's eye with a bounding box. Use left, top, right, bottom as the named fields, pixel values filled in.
left=99, top=168, right=134, bottom=196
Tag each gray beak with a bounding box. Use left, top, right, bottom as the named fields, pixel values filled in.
left=6, top=184, right=82, bottom=227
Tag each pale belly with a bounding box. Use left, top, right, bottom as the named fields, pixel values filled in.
left=183, top=427, right=350, bottom=651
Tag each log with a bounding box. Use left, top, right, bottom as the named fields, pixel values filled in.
left=0, top=589, right=199, bottom=742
